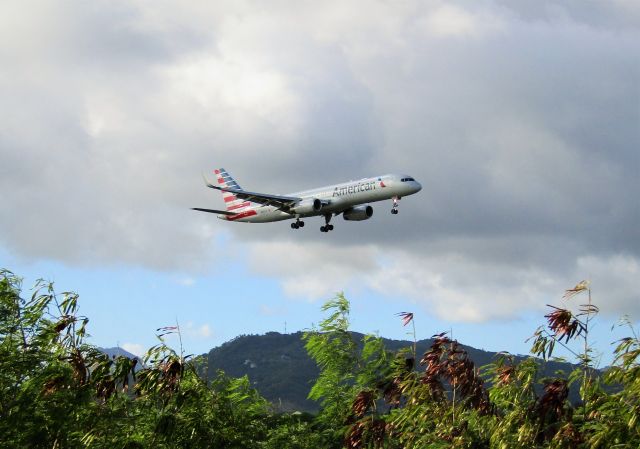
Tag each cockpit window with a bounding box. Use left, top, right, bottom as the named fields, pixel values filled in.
left=400, top=177, right=415, bottom=182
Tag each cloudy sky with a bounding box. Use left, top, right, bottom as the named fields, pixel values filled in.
left=1, top=0, right=639, bottom=362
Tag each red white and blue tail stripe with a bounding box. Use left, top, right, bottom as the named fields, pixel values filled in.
left=211, top=168, right=259, bottom=221
left=214, top=168, right=251, bottom=213
left=193, top=167, right=302, bottom=222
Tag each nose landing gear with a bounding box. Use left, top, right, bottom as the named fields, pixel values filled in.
left=391, top=196, right=401, bottom=214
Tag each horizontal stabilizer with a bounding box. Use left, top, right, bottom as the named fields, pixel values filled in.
left=191, top=207, right=237, bottom=216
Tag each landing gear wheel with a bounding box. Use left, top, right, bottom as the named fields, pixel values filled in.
left=391, top=196, right=400, bottom=215
left=299, top=221, right=305, bottom=228
left=291, top=223, right=297, bottom=229
left=321, top=214, right=334, bottom=232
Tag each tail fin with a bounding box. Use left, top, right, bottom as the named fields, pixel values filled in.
left=213, top=168, right=250, bottom=212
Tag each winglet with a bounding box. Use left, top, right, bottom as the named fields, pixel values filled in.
left=201, top=173, right=217, bottom=190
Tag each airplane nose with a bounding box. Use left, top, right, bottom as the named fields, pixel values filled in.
left=414, top=181, right=422, bottom=193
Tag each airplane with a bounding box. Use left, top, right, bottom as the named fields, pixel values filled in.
left=192, top=168, right=422, bottom=232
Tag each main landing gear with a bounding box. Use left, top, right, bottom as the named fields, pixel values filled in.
left=391, top=196, right=400, bottom=215
left=290, top=215, right=334, bottom=232
left=320, top=214, right=334, bottom=233
left=291, top=219, right=305, bottom=229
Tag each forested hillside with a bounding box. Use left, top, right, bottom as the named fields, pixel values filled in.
left=203, top=331, right=578, bottom=413
left=1, top=269, right=639, bottom=448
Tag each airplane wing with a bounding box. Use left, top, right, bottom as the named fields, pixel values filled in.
left=203, top=176, right=301, bottom=210
left=191, top=207, right=237, bottom=215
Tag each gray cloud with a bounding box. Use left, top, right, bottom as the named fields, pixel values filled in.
left=1, top=0, right=638, bottom=320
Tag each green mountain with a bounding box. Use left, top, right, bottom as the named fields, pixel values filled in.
left=202, top=331, right=577, bottom=413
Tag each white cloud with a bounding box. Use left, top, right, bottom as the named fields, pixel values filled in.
left=121, top=342, right=145, bottom=357
left=1, top=0, right=638, bottom=323
left=196, top=324, right=212, bottom=338
left=248, top=241, right=640, bottom=322
left=259, top=304, right=286, bottom=316
left=247, top=241, right=377, bottom=300
left=162, top=53, right=302, bottom=135
left=574, top=254, right=640, bottom=317
left=184, top=321, right=213, bottom=339
left=176, top=277, right=196, bottom=287
left=364, top=249, right=561, bottom=322
left=420, top=4, right=505, bottom=38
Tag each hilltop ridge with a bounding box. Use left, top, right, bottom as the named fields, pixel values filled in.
left=201, top=331, right=575, bottom=412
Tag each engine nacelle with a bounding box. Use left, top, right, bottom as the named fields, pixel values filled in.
left=343, top=205, right=373, bottom=221
left=290, top=198, right=323, bottom=215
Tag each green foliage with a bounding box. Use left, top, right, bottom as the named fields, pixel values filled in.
left=0, top=270, right=96, bottom=448
left=2, top=269, right=640, bottom=449
left=304, top=293, right=395, bottom=448
left=262, top=413, right=325, bottom=449
left=0, top=269, right=300, bottom=449
left=303, top=293, right=361, bottom=445
left=204, top=330, right=321, bottom=412
left=588, top=318, right=640, bottom=447
left=303, top=284, right=640, bottom=449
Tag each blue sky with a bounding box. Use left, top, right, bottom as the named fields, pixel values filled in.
left=3, top=247, right=633, bottom=366
left=1, top=0, right=638, bottom=366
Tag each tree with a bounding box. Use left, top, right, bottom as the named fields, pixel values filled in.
left=0, top=270, right=281, bottom=448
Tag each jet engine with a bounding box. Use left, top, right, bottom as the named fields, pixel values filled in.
left=290, top=198, right=323, bottom=215
left=343, top=205, right=373, bottom=221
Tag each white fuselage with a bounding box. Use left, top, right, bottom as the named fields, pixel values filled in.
left=221, top=174, right=421, bottom=223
